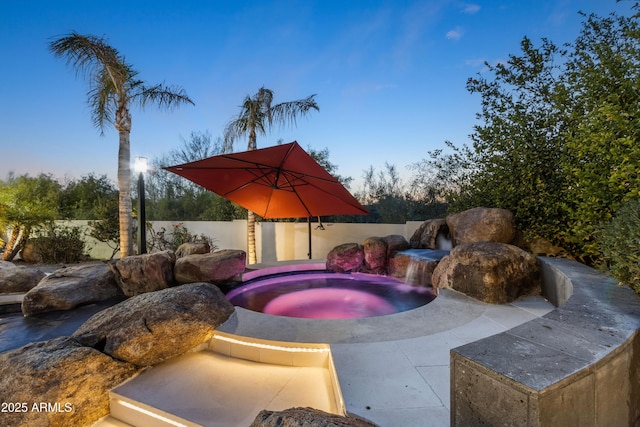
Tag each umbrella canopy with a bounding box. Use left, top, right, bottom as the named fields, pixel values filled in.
left=164, top=141, right=368, bottom=219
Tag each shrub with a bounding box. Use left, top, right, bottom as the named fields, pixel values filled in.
left=598, top=200, right=640, bottom=294
left=87, top=196, right=120, bottom=259
left=27, top=224, right=87, bottom=263
left=147, top=223, right=217, bottom=252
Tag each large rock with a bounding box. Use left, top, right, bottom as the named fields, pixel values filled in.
left=109, top=250, right=176, bottom=297
left=410, top=219, right=448, bottom=249
left=383, top=234, right=410, bottom=257
left=362, top=237, right=388, bottom=274
left=0, top=336, right=138, bottom=427
left=175, top=241, right=211, bottom=258
left=0, top=265, right=45, bottom=294
left=326, top=243, right=364, bottom=273
left=174, top=250, right=246, bottom=286
left=251, top=407, right=379, bottom=427
left=446, top=207, right=516, bottom=246
left=21, top=263, right=121, bottom=316
left=73, top=282, right=234, bottom=367
left=0, top=260, right=17, bottom=271
left=432, top=242, right=539, bottom=303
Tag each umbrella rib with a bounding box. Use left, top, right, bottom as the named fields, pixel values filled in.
left=219, top=166, right=278, bottom=197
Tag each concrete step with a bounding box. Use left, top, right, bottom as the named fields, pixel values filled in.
left=91, top=414, right=134, bottom=426
left=104, top=333, right=344, bottom=427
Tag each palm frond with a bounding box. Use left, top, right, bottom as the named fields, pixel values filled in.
left=270, top=94, right=319, bottom=128
left=87, top=69, right=117, bottom=133
left=223, top=88, right=318, bottom=152
left=49, top=32, right=128, bottom=89
left=134, top=83, right=195, bottom=110
left=223, top=116, right=249, bottom=152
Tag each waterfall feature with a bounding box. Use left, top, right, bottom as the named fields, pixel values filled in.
left=403, top=232, right=452, bottom=287
left=405, top=256, right=432, bottom=286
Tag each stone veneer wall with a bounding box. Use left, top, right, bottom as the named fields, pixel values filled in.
left=450, top=257, right=640, bottom=426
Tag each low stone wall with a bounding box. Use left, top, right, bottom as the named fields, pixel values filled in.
left=451, top=257, right=640, bottom=426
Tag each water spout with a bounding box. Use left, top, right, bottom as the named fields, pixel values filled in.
left=435, top=231, right=452, bottom=251
left=400, top=248, right=450, bottom=289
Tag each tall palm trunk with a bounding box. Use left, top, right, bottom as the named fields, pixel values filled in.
left=116, top=107, right=133, bottom=258
left=247, top=128, right=258, bottom=264
left=247, top=211, right=257, bottom=264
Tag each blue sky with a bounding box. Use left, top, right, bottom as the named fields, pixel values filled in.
left=0, top=0, right=633, bottom=190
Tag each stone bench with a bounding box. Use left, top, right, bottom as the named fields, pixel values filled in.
left=451, top=257, right=640, bottom=426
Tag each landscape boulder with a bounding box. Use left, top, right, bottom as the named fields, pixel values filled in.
left=175, top=241, right=211, bottom=258
left=0, top=264, right=45, bottom=294
left=0, top=260, right=17, bottom=271
left=174, top=250, right=246, bottom=287
left=109, top=250, right=176, bottom=297
left=432, top=242, right=539, bottom=303
left=326, top=243, right=364, bottom=273
left=0, top=336, right=138, bottom=427
left=21, top=263, right=122, bottom=316
left=251, top=407, right=379, bottom=427
left=73, top=282, right=234, bottom=367
left=410, top=219, right=448, bottom=249
left=383, top=234, right=411, bottom=258
left=362, top=237, right=388, bottom=274
left=446, top=207, right=516, bottom=246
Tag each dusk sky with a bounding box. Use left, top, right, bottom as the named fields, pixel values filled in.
left=1, top=1, right=633, bottom=190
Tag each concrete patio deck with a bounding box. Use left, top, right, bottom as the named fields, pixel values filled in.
left=96, top=288, right=554, bottom=426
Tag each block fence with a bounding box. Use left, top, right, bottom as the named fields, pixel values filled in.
left=57, top=220, right=425, bottom=262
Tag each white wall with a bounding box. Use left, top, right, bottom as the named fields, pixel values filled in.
left=63, top=220, right=425, bottom=263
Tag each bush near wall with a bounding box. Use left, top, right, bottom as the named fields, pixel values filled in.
left=598, top=200, right=640, bottom=294
left=27, top=224, right=86, bottom=263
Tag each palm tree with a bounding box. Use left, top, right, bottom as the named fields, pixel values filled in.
left=50, top=32, right=194, bottom=257
left=224, top=87, right=319, bottom=264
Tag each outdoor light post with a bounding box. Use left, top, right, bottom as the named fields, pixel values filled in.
left=135, top=156, right=148, bottom=254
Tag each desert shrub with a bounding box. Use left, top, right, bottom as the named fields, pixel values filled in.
left=28, top=224, right=86, bottom=263
left=598, top=200, right=640, bottom=294
left=87, top=196, right=120, bottom=259
left=147, top=223, right=217, bottom=252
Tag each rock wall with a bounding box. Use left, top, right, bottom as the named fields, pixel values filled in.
left=327, top=207, right=540, bottom=300
left=1, top=280, right=235, bottom=426
left=1, top=247, right=245, bottom=425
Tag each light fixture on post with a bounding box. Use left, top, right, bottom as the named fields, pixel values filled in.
left=134, top=156, right=148, bottom=254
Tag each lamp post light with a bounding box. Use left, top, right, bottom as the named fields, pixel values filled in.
left=134, top=156, right=148, bottom=254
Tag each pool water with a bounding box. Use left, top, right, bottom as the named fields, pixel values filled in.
left=226, top=272, right=436, bottom=319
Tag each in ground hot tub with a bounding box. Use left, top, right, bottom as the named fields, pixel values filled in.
left=226, top=271, right=436, bottom=319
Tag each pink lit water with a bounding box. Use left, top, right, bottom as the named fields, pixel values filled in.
left=226, top=272, right=435, bottom=319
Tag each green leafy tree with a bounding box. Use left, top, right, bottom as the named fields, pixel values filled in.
left=60, top=173, right=118, bottom=219
left=50, top=32, right=194, bottom=257
left=559, top=11, right=640, bottom=261
left=598, top=200, right=640, bottom=294
left=461, top=36, right=568, bottom=241
left=0, top=173, right=61, bottom=261
left=411, top=6, right=640, bottom=268
left=87, top=195, right=120, bottom=259
left=355, top=163, right=408, bottom=223
left=223, top=87, right=319, bottom=264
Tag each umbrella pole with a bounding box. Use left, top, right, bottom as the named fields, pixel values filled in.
left=308, top=216, right=312, bottom=259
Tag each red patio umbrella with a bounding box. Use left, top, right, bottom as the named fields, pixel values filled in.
left=164, top=141, right=367, bottom=258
